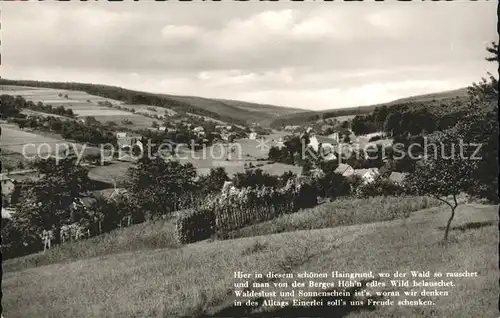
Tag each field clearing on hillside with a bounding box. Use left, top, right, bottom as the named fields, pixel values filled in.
left=1, top=125, right=67, bottom=155
left=88, top=161, right=132, bottom=185
left=1, top=124, right=102, bottom=157
left=20, top=109, right=71, bottom=119
left=0, top=87, right=162, bottom=129
left=87, top=136, right=296, bottom=182
left=125, top=104, right=177, bottom=117
left=2, top=204, right=497, bottom=317
left=0, top=87, right=123, bottom=105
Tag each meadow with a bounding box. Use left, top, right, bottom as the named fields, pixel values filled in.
left=3, top=195, right=442, bottom=273
left=1, top=124, right=68, bottom=155
left=2, top=203, right=497, bottom=317
left=0, top=87, right=165, bottom=130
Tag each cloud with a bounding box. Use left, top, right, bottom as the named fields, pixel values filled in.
left=160, top=25, right=201, bottom=43
left=0, top=2, right=497, bottom=110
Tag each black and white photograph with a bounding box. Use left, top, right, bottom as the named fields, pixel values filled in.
left=0, top=1, right=498, bottom=317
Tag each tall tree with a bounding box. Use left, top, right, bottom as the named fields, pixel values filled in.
left=12, top=157, right=91, bottom=244
left=126, top=157, right=198, bottom=218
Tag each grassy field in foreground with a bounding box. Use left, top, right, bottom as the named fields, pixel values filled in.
left=2, top=204, right=497, bottom=317
left=4, top=196, right=436, bottom=273
left=221, top=196, right=440, bottom=240
left=3, top=217, right=179, bottom=273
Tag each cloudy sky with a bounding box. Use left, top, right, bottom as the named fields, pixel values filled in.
left=1, top=2, right=497, bottom=110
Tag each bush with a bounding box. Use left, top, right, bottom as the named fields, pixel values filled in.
left=176, top=179, right=318, bottom=243
left=312, top=171, right=351, bottom=200
left=232, top=169, right=280, bottom=189
left=368, top=135, right=382, bottom=142
left=174, top=208, right=215, bottom=244
left=356, top=176, right=405, bottom=198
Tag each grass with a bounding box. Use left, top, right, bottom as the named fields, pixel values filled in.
left=3, top=217, right=179, bottom=273
left=0, top=148, right=31, bottom=171
left=4, top=196, right=438, bottom=273
left=2, top=203, right=497, bottom=317
left=0, top=124, right=67, bottom=155
left=221, top=196, right=441, bottom=240
left=0, top=87, right=167, bottom=130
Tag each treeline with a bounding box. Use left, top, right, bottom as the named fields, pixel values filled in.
left=269, top=106, right=375, bottom=129
left=2, top=154, right=407, bottom=258
left=0, top=79, right=246, bottom=126
left=350, top=98, right=469, bottom=136
left=7, top=115, right=117, bottom=145
left=0, top=94, right=74, bottom=118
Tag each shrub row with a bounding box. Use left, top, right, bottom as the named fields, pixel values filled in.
left=174, top=180, right=317, bottom=243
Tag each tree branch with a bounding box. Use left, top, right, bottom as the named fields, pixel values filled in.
left=433, top=195, right=453, bottom=209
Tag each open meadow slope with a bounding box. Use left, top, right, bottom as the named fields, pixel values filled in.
left=2, top=203, right=497, bottom=318
left=0, top=80, right=307, bottom=126
left=0, top=86, right=171, bottom=130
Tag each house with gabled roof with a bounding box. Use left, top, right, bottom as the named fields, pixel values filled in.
left=308, top=134, right=339, bottom=153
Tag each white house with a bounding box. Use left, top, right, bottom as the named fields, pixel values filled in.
left=327, top=132, right=340, bottom=143
left=353, top=168, right=380, bottom=184
left=158, top=126, right=167, bottom=132
left=308, top=134, right=339, bottom=153
left=249, top=132, right=258, bottom=140
left=116, top=132, right=127, bottom=139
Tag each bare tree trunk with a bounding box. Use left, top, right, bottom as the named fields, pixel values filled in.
left=443, top=194, right=459, bottom=241
left=444, top=206, right=457, bottom=241
left=54, top=226, right=62, bottom=245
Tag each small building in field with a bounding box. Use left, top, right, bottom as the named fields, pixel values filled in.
left=117, top=135, right=143, bottom=151
left=353, top=168, right=380, bottom=184
left=116, top=132, right=128, bottom=139
left=308, top=134, right=339, bottom=153
left=249, top=132, right=258, bottom=140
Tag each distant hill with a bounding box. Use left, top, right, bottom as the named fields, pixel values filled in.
left=0, top=79, right=307, bottom=127
left=160, top=94, right=307, bottom=127
left=270, top=87, right=470, bottom=128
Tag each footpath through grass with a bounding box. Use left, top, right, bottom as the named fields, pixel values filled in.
left=2, top=204, right=497, bottom=317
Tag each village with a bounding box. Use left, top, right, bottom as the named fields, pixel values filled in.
left=0, top=2, right=498, bottom=317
